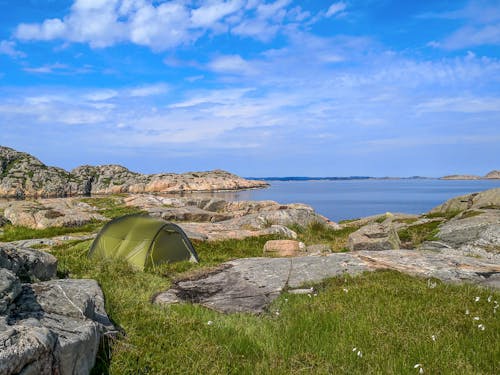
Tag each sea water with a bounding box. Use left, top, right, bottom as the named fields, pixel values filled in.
left=204, top=179, right=500, bottom=221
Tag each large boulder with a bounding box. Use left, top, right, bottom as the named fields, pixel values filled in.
left=1, top=278, right=114, bottom=375
left=0, top=245, right=57, bottom=282
left=437, top=211, right=499, bottom=247
left=0, top=244, right=114, bottom=375
left=347, top=223, right=401, bottom=251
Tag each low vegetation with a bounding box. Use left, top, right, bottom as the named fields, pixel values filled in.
left=397, top=221, right=441, bottom=247
left=50, top=238, right=499, bottom=375
left=80, top=196, right=146, bottom=218
left=289, top=221, right=359, bottom=251
left=0, top=221, right=102, bottom=242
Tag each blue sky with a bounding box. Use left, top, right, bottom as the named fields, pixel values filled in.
left=0, top=0, right=499, bottom=177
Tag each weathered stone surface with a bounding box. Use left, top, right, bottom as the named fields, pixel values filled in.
left=429, top=188, right=500, bottom=213
left=347, top=223, right=400, bottom=251
left=0, top=269, right=21, bottom=315
left=4, top=199, right=105, bottom=229
left=155, top=250, right=500, bottom=314
left=2, top=234, right=96, bottom=249
left=356, top=250, right=500, bottom=288
left=305, top=244, right=332, bottom=254
left=1, top=278, right=114, bottom=375
left=0, top=146, right=268, bottom=198
left=431, top=211, right=500, bottom=257
left=0, top=245, right=57, bottom=282
left=178, top=222, right=297, bottom=241
left=263, top=240, right=305, bottom=257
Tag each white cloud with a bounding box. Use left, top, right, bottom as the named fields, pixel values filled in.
left=13, top=0, right=305, bottom=51
left=415, top=97, right=500, bottom=114
left=442, top=24, right=500, bottom=49
left=208, top=54, right=256, bottom=74
left=190, top=0, right=243, bottom=28
left=23, top=63, right=69, bottom=74
left=0, top=40, right=26, bottom=58
left=325, top=2, right=346, bottom=18
left=128, top=83, right=169, bottom=97
left=84, top=90, right=118, bottom=101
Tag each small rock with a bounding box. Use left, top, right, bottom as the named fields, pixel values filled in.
left=263, top=240, right=306, bottom=257
left=347, top=223, right=400, bottom=251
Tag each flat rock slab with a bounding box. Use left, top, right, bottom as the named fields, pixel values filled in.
left=154, top=250, right=500, bottom=314
left=0, top=245, right=57, bottom=282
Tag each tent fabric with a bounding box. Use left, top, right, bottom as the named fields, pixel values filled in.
left=88, top=214, right=199, bottom=270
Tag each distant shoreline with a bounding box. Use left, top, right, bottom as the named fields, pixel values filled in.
left=246, top=176, right=498, bottom=181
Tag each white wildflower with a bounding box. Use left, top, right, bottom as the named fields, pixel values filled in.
left=207, top=320, right=214, bottom=326
left=431, top=335, right=436, bottom=341
left=275, top=310, right=280, bottom=316
left=465, top=309, right=470, bottom=315
left=478, top=324, right=485, bottom=331
left=343, top=288, right=349, bottom=293
left=474, top=296, right=480, bottom=302
left=352, top=347, right=357, bottom=352
left=414, top=363, right=424, bottom=373
left=427, top=279, right=436, bottom=289
left=473, top=316, right=480, bottom=321
left=487, top=295, right=492, bottom=302
left=307, top=293, right=312, bottom=298
left=357, top=350, right=363, bottom=358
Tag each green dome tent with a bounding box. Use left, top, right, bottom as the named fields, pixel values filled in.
left=88, top=214, right=199, bottom=270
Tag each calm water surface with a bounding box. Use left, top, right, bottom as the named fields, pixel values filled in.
left=204, top=179, right=500, bottom=221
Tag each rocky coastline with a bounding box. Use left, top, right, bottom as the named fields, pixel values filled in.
left=0, top=146, right=268, bottom=198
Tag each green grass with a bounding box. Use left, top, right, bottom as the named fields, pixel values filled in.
left=397, top=221, right=441, bottom=247
left=289, top=221, right=359, bottom=251
left=80, top=197, right=146, bottom=219
left=0, top=221, right=103, bottom=242
left=424, top=210, right=461, bottom=220
left=50, top=240, right=499, bottom=375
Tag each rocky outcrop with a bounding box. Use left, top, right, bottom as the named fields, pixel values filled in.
left=154, top=250, right=500, bottom=314
left=0, top=245, right=114, bottom=375
left=3, top=199, right=106, bottom=229
left=485, top=170, right=500, bottom=179
left=429, top=188, right=500, bottom=213
left=124, top=195, right=337, bottom=241
left=440, top=174, right=481, bottom=180
left=347, top=222, right=401, bottom=251
left=0, top=146, right=268, bottom=198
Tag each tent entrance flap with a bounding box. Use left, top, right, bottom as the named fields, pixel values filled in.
left=88, top=214, right=199, bottom=270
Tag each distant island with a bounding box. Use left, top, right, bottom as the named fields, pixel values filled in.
left=249, top=172, right=499, bottom=181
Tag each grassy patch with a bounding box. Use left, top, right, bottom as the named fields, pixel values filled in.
left=397, top=221, right=441, bottom=247
left=393, top=217, right=419, bottom=225
left=289, top=221, right=359, bottom=251
left=338, top=218, right=360, bottom=224
left=425, top=210, right=461, bottom=220
left=0, top=221, right=103, bottom=242
left=80, top=197, right=146, bottom=219
left=50, top=240, right=500, bottom=375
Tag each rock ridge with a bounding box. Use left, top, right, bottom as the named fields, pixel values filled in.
left=0, top=146, right=268, bottom=198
